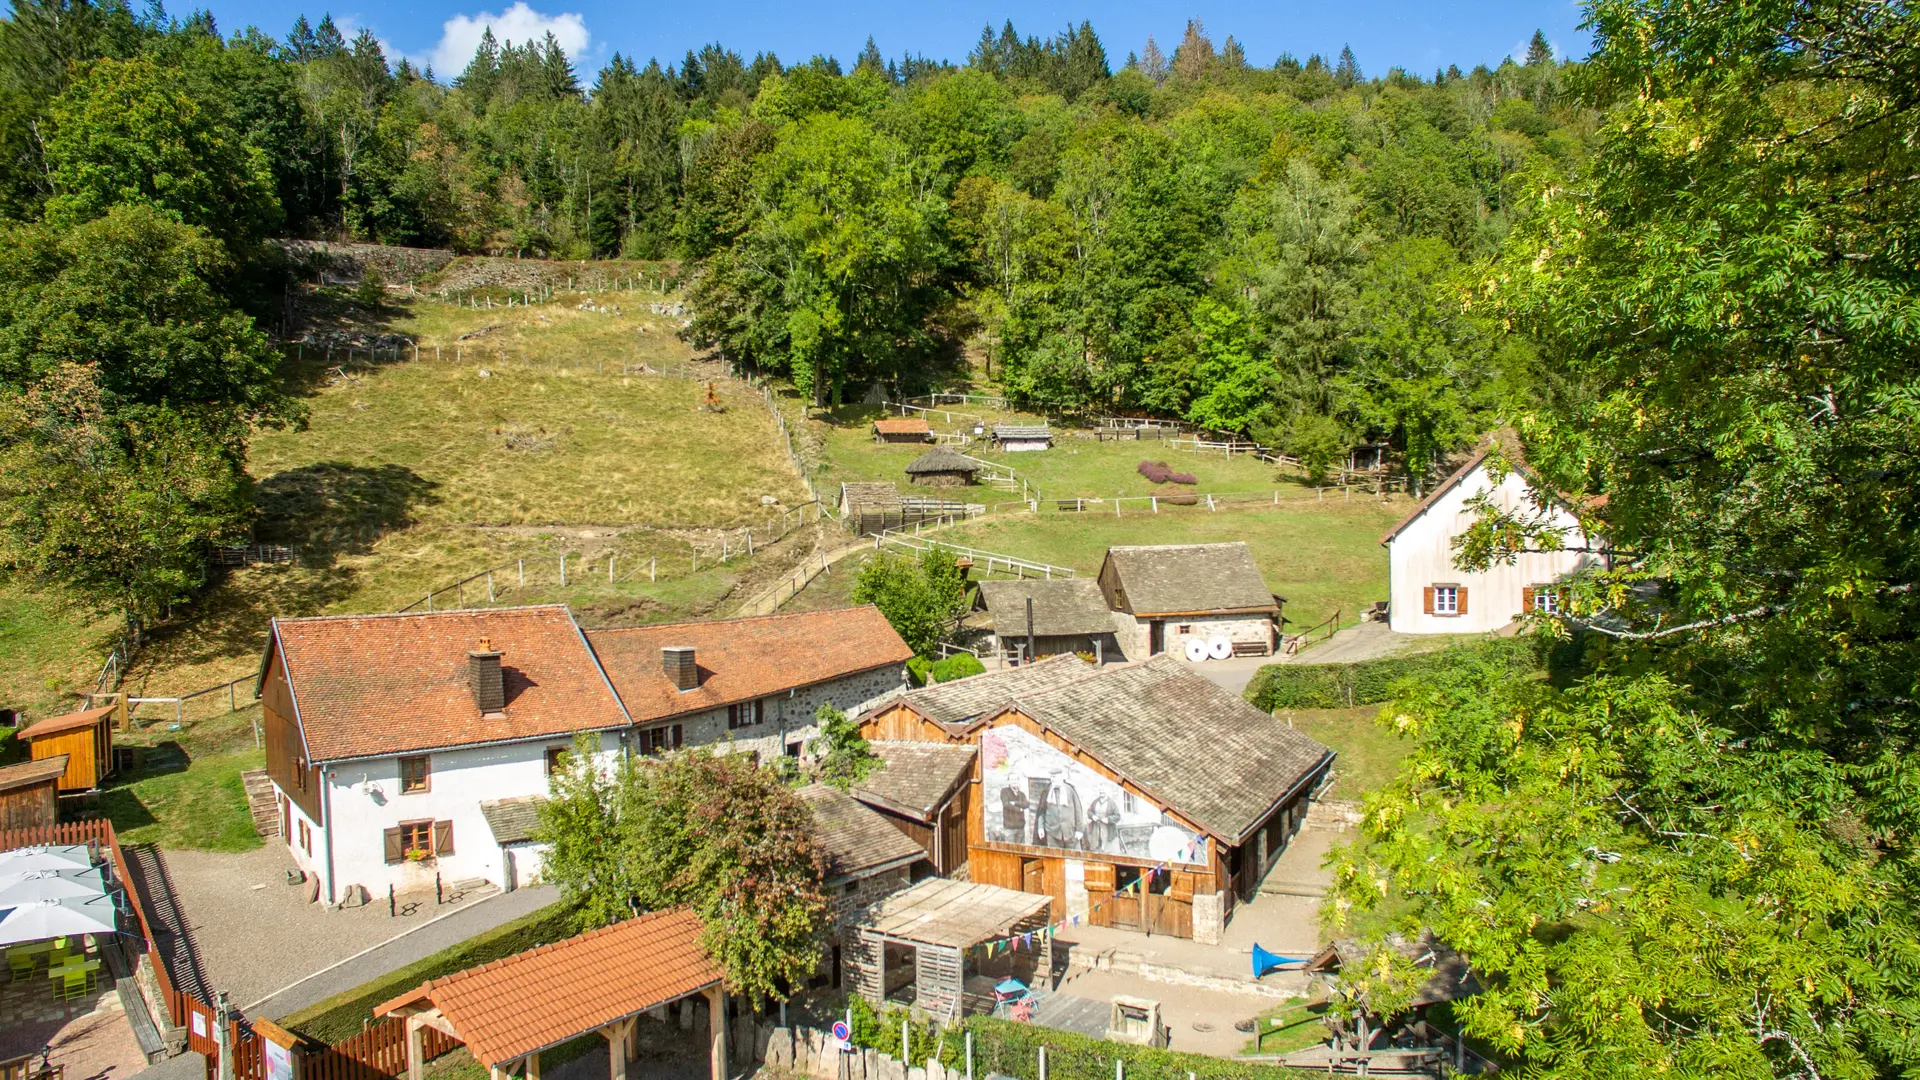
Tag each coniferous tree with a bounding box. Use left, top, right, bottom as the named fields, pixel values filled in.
left=1171, top=19, right=1213, bottom=82
left=282, top=15, right=316, bottom=61
left=1141, top=35, right=1167, bottom=85
left=539, top=31, right=579, bottom=97
left=855, top=36, right=884, bottom=75
left=1334, top=43, right=1360, bottom=87
left=1219, top=35, right=1246, bottom=71
left=311, top=14, right=345, bottom=56
left=1524, top=29, right=1553, bottom=66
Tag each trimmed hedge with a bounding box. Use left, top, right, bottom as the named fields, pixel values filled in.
left=1245, top=636, right=1545, bottom=711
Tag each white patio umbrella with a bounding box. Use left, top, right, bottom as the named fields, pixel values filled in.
left=0, top=893, right=119, bottom=946
left=0, top=867, right=107, bottom=904
left=0, top=846, right=94, bottom=875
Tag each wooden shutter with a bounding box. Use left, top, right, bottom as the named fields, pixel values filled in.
left=1169, top=870, right=1196, bottom=902
left=1457, top=587, right=1470, bottom=615
left=1422, top=587, right=1435, bottom=615
left=383, top=826, right=403, bottom=865
left=672, top=724, right=684, bottom=749
left=1521, top=586, right=1535, bottom=615
left=433, top=819, right=454, bottom=856
left=1082, top=862, right=1116, bottom=891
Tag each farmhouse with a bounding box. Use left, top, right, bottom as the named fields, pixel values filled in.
left=258, top=604, right=911, bottom=902
left=1097, top=543, right=1279, bottom=659
left=858, top=656, right=1333, bottom=944
left=989, top=424, right=1052, bottom=452
left=1381, top=431, right=1600, bottom=634
left=902, top=447, right=981, bottom=487
left=974, top=579, right=1123, bottom=663
left=872, top=417, right=932, bottom=444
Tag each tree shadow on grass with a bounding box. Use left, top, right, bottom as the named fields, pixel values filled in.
left=133, top=563, right=359, bottom=680
left=256, top=462, right=442, bottom=567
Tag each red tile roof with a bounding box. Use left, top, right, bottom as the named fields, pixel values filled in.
left=873, top=418, right=930, bottom=434
left=273, top=605, right=629, bottom=763
left=376, top=909, right=720, bottom=1068
left=585, top=606, right=910, bottom=723
left=17, top=706, right=115, bottom=740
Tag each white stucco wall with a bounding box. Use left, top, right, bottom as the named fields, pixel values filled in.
left=1388, top=462, right=1595, bottom=634
left=275, top=664, right=907, bottom=899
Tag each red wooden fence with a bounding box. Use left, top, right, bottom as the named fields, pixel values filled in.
left=301, top=1019, right=463, bottom=1080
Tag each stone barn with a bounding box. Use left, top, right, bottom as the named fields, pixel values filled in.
left=1097, top=542, right=1280, bottom=659
left=990, top=424, right=1053, bottom=452
left=904, top=447, right=982, bottom=488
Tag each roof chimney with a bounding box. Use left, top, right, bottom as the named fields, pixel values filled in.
left=662, top=646, right=698, bottom=692
left=469, top=638, right=506, bottom=716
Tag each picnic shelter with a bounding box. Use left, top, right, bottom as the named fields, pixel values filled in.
left=844, top=878, right=1054, bottom=1021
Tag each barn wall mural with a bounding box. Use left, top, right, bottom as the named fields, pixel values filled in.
left=979, top=724, right=1205, bottom=865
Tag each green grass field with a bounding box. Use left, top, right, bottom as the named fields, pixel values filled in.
left=812, top=404, right=1300, bottom=501
left=923, top=496, right=1403, bottom=633
left=1280, top=705, right=1415, bottom=798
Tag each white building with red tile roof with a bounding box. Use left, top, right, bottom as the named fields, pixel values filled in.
left=256, top=604, right=910, bottom=903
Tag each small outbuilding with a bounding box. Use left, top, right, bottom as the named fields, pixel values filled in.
left=1097, top=542, right=1279, bottom=659
left=851, top=741, right=978, bottom=877
left=990, top=424, right=1052, bottom=452
left=975, top=579, right=1123, bottom=664
left=873, top=418, right=933, bottom=444
left=800, top=783, right=927, bottom=916
left=18, top=704, right=119, bottom=794
left=0, top=755, right=68, bottom=830
left=845, top=877, right=1055, bottom=1020
left=903, top=447, right=982, bottom=488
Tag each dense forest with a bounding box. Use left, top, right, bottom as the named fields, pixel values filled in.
left=6, top=0, right=1920, bottom=1075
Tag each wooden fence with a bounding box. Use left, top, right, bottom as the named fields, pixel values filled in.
left=301, top=1019, right=463, bottom=1080
left=874, top=527, right=1076, bottom=580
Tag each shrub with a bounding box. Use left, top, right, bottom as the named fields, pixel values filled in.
left=928, top=653, right=985, bottom=683
left=1245, top=637, right=1546, bottom=710
left=1137, top=460, right=1170, bottom=483
left=1166, top=470, right=1197, bottom=485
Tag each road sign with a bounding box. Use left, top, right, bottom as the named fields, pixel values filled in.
left=831, top=1021, right=852, bottom=1052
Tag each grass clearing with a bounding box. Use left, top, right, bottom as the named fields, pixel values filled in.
left=923, top=497, right=1404, bottom=632
left=1239, top=997, right=1332, bottom=1056
left=1279, top=705, right=1414, bottom=798
left=0, top=586, right=117, bottom=723
left=97, top=745, right=265, bottom=851
left=280, top=900, right=576, bottom=1043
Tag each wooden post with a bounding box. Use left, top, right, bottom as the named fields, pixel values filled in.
left=560, top=554, right=567, bottom=585
left=406, top=1018, right=426, bottom=1080
left=488, top=572, right=495, bottom=602
left=526, top=1053, right=541, bottom=1080
left=965, top=1032, right=973, bottom=1080
left=650, top=557, right=657, bottom=582
left=518, top=559, right=525, bottom=585
left=705, top=986, right=727, bottom=1080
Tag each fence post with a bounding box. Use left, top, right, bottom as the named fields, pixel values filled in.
left=518, top=559, right=525, bottom=585
left=609, top=556, right=616, bottom=584
left=560, top=554, right=567, bottom=585
left=488, top=573, right=495, bottom=602
left=230, top=682, right=237, bottom=711
left=651, top=557, right=657, bottom=582
left=1207, top=494, right=1216, bottom=512
left=1152, top=496, right=1158, bottom=513
left=253, top=715, right=261, bottom=748
left=1039, top=1046, right=1047, bottom=1080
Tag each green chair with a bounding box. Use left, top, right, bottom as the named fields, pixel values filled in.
left=8, top=949, right=36, bottom=981
left=52, top=962, right=95, bottom=1001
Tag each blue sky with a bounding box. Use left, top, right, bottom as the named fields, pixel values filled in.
left=202, top=0, right=1593, bottom=84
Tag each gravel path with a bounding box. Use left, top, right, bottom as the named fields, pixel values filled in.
left=153, top=845, right=548, bottom=1013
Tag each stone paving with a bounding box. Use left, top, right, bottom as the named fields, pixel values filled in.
left=1, top=969, right=147, bottom=1080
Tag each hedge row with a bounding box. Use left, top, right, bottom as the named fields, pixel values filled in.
left=1244, top=636, right=1545, bottom=711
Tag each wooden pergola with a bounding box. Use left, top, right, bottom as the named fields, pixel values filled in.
left=846, top=879, right=1054, bottom=1021
left=377, top=910, right=726, bottom=1080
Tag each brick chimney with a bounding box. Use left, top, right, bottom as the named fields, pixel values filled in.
left=469, top=638, right=506, bottom=716
left=662, top=646, right=698, bottom=691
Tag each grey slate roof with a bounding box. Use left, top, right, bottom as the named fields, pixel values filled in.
left=841, top=482, right=902, bottom=512
left=992, top=424, right=1052, bottom=441
left=1006, top=655, right=1331, bottom=843
left=854, top=742, right=978, bottom=822
left=480, top=795, right=545, bottom=846
left=800, top=784, right=927, bottom=882
left=1101, top=542, right=1278, bottom=616
left=977, top=579, right=1117, bottom=637
left=882, top=655, right=1096, bottom=728
left=904, top=447, right=983, bottom=475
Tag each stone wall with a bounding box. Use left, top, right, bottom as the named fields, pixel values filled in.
left=829, top=867, right=912, bottom=930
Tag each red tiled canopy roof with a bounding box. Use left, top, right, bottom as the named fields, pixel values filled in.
left=585, top=606, right=910, bottom=722
left=272, top=605, right=629, bottom=763
left=376, top=909, right=720, bottom=1068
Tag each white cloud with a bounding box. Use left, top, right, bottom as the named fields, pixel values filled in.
left=424, top=2, right=590, bottom=79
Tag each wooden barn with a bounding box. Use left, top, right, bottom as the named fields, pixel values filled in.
left=873, top=418, right=932, bottom=444
left=851, top=741, right=978, bottom=877
left=975, top=579, right=1123, bottom=664
left=0, top=755, right=68, bottom=829
left=17, top=702, right=120, bottom=794
left=989, top=424, right=1052, bottom=452
left=903, top=447, right=982, bottom=488
left=857, top=655, right=1333, bottom=943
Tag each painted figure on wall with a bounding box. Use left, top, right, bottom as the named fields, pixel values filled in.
left=979, top=726, right=1204, bottom=865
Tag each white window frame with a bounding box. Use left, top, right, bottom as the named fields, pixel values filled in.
left=1531, top=587, right=1561, bottom=614
left=1433, top=585, right=1460, bottom=615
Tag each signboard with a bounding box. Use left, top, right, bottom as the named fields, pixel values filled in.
left=979, top=725, right=1204, bottom=865
left=264, top=1037, right=294, bottom=1080
left=191, top=1011, right=208, bottom=1038
left=830, top=1021, right=851, bottom=1053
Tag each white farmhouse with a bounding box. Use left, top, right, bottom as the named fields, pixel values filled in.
left=1381, top=432, right=1600, bottom=634
left=257, top=604, right=911, bottom=905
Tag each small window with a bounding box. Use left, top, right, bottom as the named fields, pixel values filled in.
left=399, top=755, right=430, bottom=794
left=843, top=882, right=860, bottom=896
left=1175, top=624, right=1193, bottom=635
left=298, top=819, right=311, bottom=856
left=400, top=820, right=434, bottom=858
left=638, top=724, right=683, bottom=756
left=1531, top=588, right=1561, bottom=614
left=546, top=745, right=569, bottom=775
left=784, top=741, right=803, bottom=759
left=1433, top=585, right=1460, bottom=615
left=1122, top=790, right=1140, bottom=815
left=728, top=698, right=764, bottom=729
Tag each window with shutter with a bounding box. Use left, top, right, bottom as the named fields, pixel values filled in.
left=1432, top=585, right=1460, bottom=615
left=383, top=826, right=403, bottom=865
left=433, top=819, right=454, bottom=856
